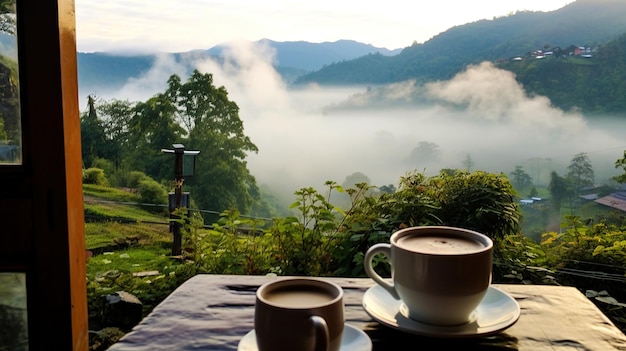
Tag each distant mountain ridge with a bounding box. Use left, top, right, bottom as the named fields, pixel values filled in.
left=206, top=39, right=401, bottom=71
left=77, top=39, right=400, bottom=95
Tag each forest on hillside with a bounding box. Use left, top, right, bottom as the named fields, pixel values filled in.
left=294, top=0, right=626, bottom=114
left=500, top=33, right=626, bottom=114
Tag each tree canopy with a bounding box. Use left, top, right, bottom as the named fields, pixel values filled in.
left=80, top=70, right=261, bottom=216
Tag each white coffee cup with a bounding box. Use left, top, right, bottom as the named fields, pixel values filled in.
left=364, top=226, right=493, bottom=325
left=254, top=277, right=345, bottom=351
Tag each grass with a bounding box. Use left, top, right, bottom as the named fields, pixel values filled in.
left=83, top=184, right=143, bottom=202
left=85, top=222, right=170, bottom=250
left=85, top=221, right=173, bottom=275
left=83, top=184, right=190, bottom=333
left=87, top=247, right=173, bottom=274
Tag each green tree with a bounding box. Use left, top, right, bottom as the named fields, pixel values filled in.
left=462, top=154, right=474, bottom=171
left=379, top=184, right=396, bottom=194
left=342, top=172, right=371, bottom=189
left=165, top=70, right=260, bottom=215
left=80, top=95, right=108, bottom=168
left=510, top=165, right=533, bottom=190
left=407, top=141, right=440, bottom=165
left=566, top=152, right=594, bottom=196
left=95, top=98, right=136, bottom=172
left=129, top=95, right=185, bottom=182
left=613, top=150, right=626, bottom=184
left=548, top=171, right=572, bottom=214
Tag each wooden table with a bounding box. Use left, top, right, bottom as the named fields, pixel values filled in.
left=107, top=274, right=626, bottom=351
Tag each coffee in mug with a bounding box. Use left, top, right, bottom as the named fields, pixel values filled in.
left=254, top=277, right=345, bottom=351
left=364, top=226, right=493, bottom=325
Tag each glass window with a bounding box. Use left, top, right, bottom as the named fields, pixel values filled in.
left=0, top=0, right=20, bottom=164
left=0, top=272, right=28, bottom=351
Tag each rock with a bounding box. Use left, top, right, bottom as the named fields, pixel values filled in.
left=101, top=291, right=143, bottom=331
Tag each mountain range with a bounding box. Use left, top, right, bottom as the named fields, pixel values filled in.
left=76, top=39, right=400, bottom=95
left=75, top=0, right=626, bottom=114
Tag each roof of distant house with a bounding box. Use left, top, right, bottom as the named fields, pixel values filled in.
left=594, top=192, right=626, bottom=212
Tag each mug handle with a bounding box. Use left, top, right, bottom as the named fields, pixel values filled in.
left=310, top=315, right=329, bottom=351
left=364, top=243, right=400, bottom=299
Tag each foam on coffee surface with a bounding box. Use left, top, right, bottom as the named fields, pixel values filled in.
left=397, top=234, right=484, bottom=254
left=265, top=287, right=335, bottom=308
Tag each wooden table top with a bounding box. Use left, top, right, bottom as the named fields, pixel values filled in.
left=107, top=274, right=626, bottom=351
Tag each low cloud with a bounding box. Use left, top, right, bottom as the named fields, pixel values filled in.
left=425, top=61, right=587, bottom=132
left=80, top=46, right=626, bottom=206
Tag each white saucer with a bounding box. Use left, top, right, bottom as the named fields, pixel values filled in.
left=362, top=285, right=520, bottom=338
left=237, top=323, right=372, bottom=351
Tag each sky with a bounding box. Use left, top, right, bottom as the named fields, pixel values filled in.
left=75, top=0, right=574, bottom=54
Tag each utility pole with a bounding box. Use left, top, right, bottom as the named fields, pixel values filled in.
left=161, top=143, right=199, bottom=256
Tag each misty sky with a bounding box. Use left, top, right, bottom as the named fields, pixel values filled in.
left=75, top=0, right=573, bottom=54
left=83, top=41, right=626, bottom=203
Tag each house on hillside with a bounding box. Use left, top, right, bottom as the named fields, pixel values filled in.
left=594, top=191, right=626, bottom=213
left=574, top=46, right=594, bottom=57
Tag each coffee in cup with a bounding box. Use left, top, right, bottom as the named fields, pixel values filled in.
left=364, top=226, right=493, bottom=326
left=254, top=277, right=345, bottom=351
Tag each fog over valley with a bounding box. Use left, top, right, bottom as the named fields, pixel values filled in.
left=79, top=41, right=626, bottom=204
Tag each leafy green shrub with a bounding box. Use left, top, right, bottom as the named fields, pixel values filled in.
left=268, top=183, right=346, bottom=276
left=433, top=170, right=521, bottom=239
left=330, top=170, right=522, bottom=277
left=128, top=171, right=149, bottom=189
left=177, top=170, right=523, bottom=278
left=91, top=158, right=115, bottom=180
left=137, top=178, right=168, bottom=206
left=180, top=208, right=275, bottom=275
left=83, top=167, right=110, bottom=186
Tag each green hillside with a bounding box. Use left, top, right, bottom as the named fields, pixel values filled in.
left=499, top=33, right=626, bottom=113
left=297, top=0, right=626, bottom=86
left=294, top=0, right=626, bottom=114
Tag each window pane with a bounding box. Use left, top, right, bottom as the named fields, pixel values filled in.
left=0, top=0, right=20, bottom=164
left=0, top=272, right=28, bottom=351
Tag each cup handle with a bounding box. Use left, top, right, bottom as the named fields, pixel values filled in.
left=310, top=315, right=329, bottom=351
left=364, top=243, right=400, bottom=299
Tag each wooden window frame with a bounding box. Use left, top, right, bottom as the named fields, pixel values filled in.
left=0, top=0, right=88, bottom=350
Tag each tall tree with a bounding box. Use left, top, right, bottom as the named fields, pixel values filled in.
left=462, top=154, right=474, bottom=171
left=548, top=171, right=572, bottom=214
left=407, top=141, right=440, bottom=165
left=566, top=152, right=594, bottom=195
left=509, top=165, right=533, bottom=190
left=129, top=95, right=185, bottom=182
left=95, top=98, right=136, bottom=172
left=80, top=95, right=108, bottom=168
left=165, top=70, right=260, bottom=214
left=342, top=172, right=371, bottom=189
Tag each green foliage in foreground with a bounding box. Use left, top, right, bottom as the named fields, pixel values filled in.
left=85, top=169, right=626, bottom=333
left=174, top=170, right=521, bottom=278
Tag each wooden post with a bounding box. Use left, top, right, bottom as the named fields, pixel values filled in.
left=172, top=144, right=184, bottom=256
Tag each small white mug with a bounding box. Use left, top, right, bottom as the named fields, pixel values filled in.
left=254, top=277, right=345, bottom=351
left=364, top=226, right=493, bottom=325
